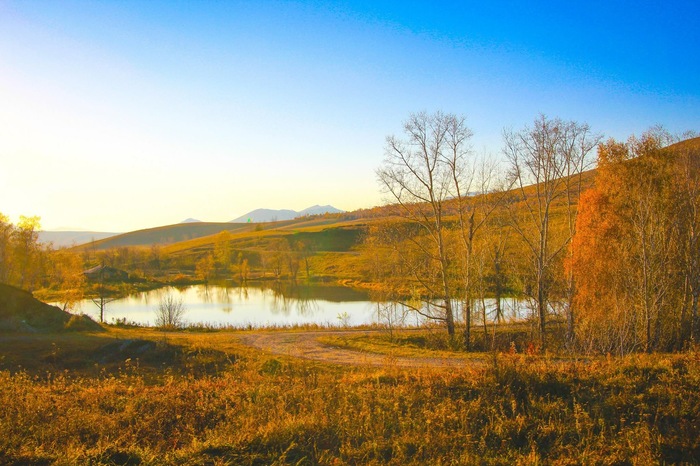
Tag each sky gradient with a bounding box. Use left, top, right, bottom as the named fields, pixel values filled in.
left=1, top=0, right=698, bottom=232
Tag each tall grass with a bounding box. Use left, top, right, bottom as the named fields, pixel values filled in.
left=1, top=333, right=698, bottom=465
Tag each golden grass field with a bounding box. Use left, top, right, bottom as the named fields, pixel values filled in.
left=1, top=326, right=699, bottom=465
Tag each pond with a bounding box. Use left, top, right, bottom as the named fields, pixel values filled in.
left=71, top=283, right=377, bottom=328
left=68, top=283, right=532, bottom=328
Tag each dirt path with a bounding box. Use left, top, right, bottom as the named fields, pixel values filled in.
left=237, top=330, right=482, bottom=367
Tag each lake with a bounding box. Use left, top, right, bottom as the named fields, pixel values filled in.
left=69, top=283, right=531, bottom=328
left=72, top=283, right=377, bottom=328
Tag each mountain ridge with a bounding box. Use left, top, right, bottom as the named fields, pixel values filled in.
left=230, top=205, right=344, bottom=223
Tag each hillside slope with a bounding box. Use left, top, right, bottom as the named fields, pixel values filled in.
left=78, top=222, right=254, bottom=250
left=38, top=231, right=119, bottom=248
left=0, top=283, right=102, bottom=332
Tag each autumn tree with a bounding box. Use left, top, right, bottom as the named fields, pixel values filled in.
left=296, top=240, right=314, bottom=280
left=149, top=244, right=162, bottom=272
left=11, top=216, right=45, bottom=291
left=377, top=111, right=475, bottom=337
left=572, top=132, right=699, bottom=353
left=195, top=253, right=215, bottom=282
left=673, top=138, right=700, bottom=343
left=50, top=249, right=86, bottom=312
left=237, top=252, right=250, bottom=283
left=214, top=230, right=233, bottom=275
left=269, top=238, right=290, bottom=279
left=504, top=115, right=600, bottom=349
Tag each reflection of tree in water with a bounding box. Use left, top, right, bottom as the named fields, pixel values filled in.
left=196, top=285, right=213, bottom=304
left=265, top=281, right=319, bottom=317
left=215, top=286, right=232, bottom=304
left=236, top=286, right=250, bottom=302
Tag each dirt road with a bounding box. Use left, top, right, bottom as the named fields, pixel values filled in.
left=237, top=330, right=481, bottom=367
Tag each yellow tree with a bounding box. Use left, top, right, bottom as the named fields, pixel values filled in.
left=195, top=253, right=215, bottom=282
left=673, top=138, right=700, bottom=343
left=214, top=231, right=232, bottom=275
left=12, top=216, right=44, bottom=291
left=50, top=249, right=86, bottom=312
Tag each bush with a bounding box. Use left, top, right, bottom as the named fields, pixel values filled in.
left=154, top=293, right=186, bottom=329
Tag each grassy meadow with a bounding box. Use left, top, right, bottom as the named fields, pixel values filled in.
left=1, top=327, right=699, bottom=465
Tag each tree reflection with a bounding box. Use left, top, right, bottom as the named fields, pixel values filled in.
left=265, top=281, right=319, bottom=317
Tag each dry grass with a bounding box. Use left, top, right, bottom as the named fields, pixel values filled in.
left=1, top=328, right=698, bottom=465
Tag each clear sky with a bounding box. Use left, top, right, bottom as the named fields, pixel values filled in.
left=1, top=1, right=698, bottom=232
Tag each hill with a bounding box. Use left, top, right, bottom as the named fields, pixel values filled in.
left=77, top=222, right=255, bottom=251
left=0, top=283, right=102, bottom=332
left=38, top=231, right=120, bottom=248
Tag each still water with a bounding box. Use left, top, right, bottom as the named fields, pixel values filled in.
left=73, top=283, right=377, bottom=328
left=70, top=283, right=531, bottom=328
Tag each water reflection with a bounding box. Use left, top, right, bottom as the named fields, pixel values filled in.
left=70, top=282, right=529, bottom=329
left=72, top=282, right=375, bottom=328
left=263, top=282, right=320, bottom=317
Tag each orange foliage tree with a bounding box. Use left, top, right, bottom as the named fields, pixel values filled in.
left=571, top=131, right=700, bottom=354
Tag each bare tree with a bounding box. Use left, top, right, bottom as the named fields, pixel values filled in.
left=155, top=292, right=186, bottom=328
left=377, top=111, right=474, bottom=337
left=449, top=152, right=502, bottom=350
left=503, top=115, right=600, bottom=349
left=91, top=263, right=118, bottom=323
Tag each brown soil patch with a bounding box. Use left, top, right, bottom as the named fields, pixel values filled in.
left=237, top=330, right=483, bottom=367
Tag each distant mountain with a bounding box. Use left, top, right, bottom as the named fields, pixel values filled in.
left=179, top=218, right=202, bottom=223
left=297, top=205, right=344, bottom=217
left=230, top=208, right=298, bottom=223
left=230, top=205, right=344, bottom=223
left=38, top=231, right=120, bottom=248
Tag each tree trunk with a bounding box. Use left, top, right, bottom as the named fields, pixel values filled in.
left=463, top=301, right=471, bottom=350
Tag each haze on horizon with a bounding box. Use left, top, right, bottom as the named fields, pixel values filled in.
left=1, top=1, right=698, bottom=232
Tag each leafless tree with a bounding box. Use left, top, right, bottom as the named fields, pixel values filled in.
left=377, top=111, right=474, bottom=337
left=155, top=292, right=186, bottom=328
left=503, top=115, right=600, bottom=349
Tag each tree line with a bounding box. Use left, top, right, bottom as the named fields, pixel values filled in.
left=367, top=111, right=698, bottom=354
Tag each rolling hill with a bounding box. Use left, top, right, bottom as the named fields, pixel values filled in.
left=38, top=231, right=120, bottom=248
left=77, top=222, right=253, bottom=250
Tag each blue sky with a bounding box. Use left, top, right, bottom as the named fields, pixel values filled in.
left=1, top=0, right=698, bottom=231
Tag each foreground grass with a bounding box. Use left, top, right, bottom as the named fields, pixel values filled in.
left=0, top=328, right=699, bottom=465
